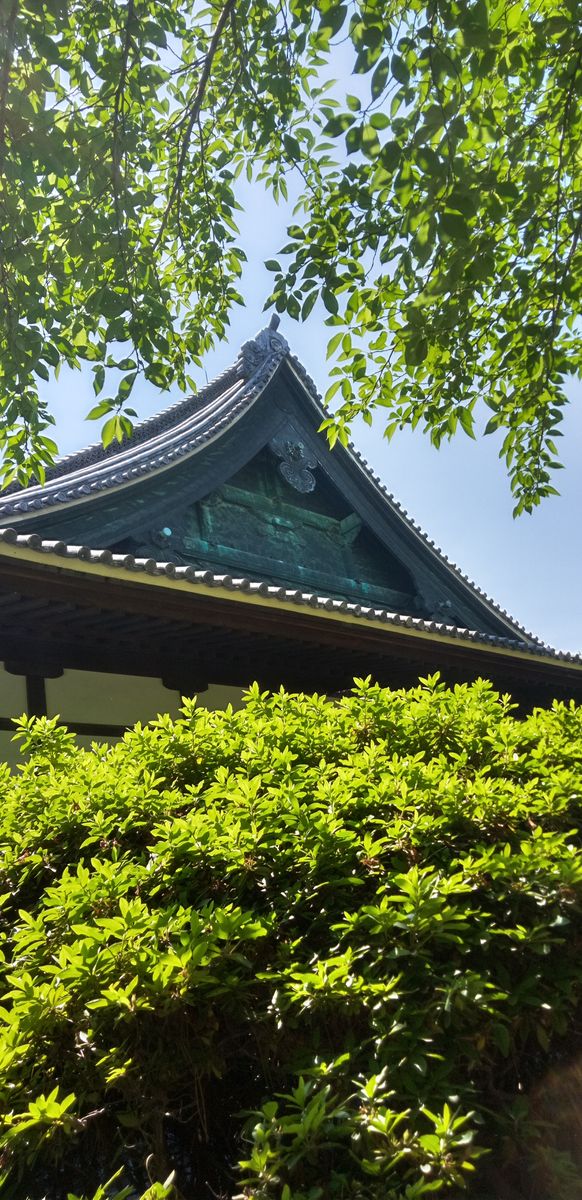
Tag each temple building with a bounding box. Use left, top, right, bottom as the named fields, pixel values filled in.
left=0, top=319, right=579, bottom=762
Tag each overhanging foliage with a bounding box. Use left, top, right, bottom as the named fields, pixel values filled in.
left=0, top=1, right=580, bottom=510
left=1, top=677, right=582, bottom=1197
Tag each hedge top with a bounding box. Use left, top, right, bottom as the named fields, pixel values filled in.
left=1, top=676, right=582, bottom=1199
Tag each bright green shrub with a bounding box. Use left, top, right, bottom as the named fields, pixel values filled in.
left=1, top=676, right=582, bottom=1199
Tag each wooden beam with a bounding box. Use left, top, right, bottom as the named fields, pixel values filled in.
left=26, top=675, right=47, bottom=717
left=0, top=716, right=127, bottom=738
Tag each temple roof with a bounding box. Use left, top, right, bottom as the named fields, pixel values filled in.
left=0, top=321, right=563, bottom=657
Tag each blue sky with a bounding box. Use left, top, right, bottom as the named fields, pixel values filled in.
left=42, top=182, right=582, bottom=656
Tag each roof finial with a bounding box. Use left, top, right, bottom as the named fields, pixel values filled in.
left=269, top=313, right=281, bottom=331
left=241, top=318, right=289, bottom=380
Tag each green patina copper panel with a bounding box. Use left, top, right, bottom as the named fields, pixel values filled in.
left=114, top=446, right=419, bottom=610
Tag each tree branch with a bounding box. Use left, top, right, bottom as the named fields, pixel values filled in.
left=0, top=0, right=18, bottom=168
left=154, top=0, right=236, bottom=250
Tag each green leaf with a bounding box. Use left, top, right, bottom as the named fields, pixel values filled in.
left=391, top=54, right=410, bottom=86
left=380, top=141, right=401, bottom=171
left=458, top=408, right=475, bottom=438
left=324, top=112, right=356, bottom=137
left=404, top=336, right=428, bottom=366
left=118, top=372, right=137, bottom=401
left=326, top=331, right=343, bottom=358
left=439, top=211, right=471, bottom=241
left=86, top=399, right=114, bottom=421
left=101, top=415, right=124, bottom=447
left=318, top=4, right=348, bottom=38
left=346, top=124, right=362, bottom=154
left=301, top=290, right=318, bottom=319
left=371, top=56, right=390, bottom=100
left=93, top=364, right=106, bottom=396
left=322, top=288, right=339, bottom=315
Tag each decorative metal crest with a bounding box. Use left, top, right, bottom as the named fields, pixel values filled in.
left=270, top=426, right=317, bottom=493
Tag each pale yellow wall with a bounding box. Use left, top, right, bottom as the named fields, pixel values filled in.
left=0, top=730, right=121, bottom=770
left=0, top=665, right=245, bottom=769
left=0, top=665, right=27, bottom=716
left=74, top=733, right=121, bottom=753
left=64, top=680, right=245, bottom=734
left=45, top=675, right=244, bottom=725
left=0, top=667, right=27, bottom=768
left=198, top=683, right=245, bottom=711
left=0, top=730, right=22, bottom=770
left=45, top=670, right=183, bottom=725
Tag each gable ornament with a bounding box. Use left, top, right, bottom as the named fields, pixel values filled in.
left=269, top=425, right=317, bottom=493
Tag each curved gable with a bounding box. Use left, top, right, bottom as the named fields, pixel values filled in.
left=0, top=323, right=540, bottom=647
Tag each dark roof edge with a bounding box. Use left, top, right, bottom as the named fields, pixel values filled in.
left=35, top=359, right=243, bottom=484
left=0, top=326, right=290, bottom=514
left=10, top=318, right=289, bottom=488
left=285, top=356, right=545, bottom=651
left=0, top=526, right=579, bottom=665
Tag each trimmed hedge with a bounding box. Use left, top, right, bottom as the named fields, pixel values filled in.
left=1, top=677, right=582, bottom=1199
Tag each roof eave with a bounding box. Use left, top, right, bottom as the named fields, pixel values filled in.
left=0, top=532, right=578, bottom=672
